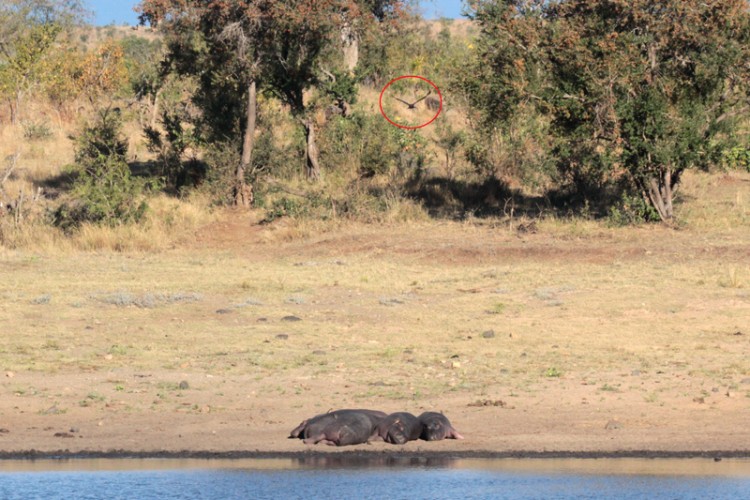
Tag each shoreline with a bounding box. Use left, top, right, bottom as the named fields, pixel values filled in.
left=2, top=449, right=749, bottom=461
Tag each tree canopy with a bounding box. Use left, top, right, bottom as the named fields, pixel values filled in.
left=466, top=0, right=750, bottom=221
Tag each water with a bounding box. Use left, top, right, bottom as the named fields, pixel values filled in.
left=1, top=458, right=750, bottom=499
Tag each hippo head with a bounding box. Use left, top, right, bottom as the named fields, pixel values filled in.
left=421, top=420, right=448, bottom=441
left=387, top=419, right=408, bottom=444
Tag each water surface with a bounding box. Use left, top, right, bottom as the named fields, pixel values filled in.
left=2, top=458, right=749, bottom=499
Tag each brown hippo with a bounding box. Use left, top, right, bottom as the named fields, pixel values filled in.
left=290, top=409, right=386, bottom=446
left=372, top=412, right=423, bottom=445
left=418, top=412, right=464, bottom=441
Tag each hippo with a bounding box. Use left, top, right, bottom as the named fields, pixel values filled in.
left=372, top=412, right=423, bottom=445
left=290, top=409, right=387, bottom=446
left=303, top=411, right=376, bottom=446
left=418, top=412, right=464, bottom=441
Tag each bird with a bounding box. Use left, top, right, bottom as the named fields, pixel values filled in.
left=394, top=90, right=432, bottom=109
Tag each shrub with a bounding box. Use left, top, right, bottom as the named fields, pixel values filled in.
left=22, top=121, right=53, bottom=141
left=722, top=146, right=750, bottom=172
left=607, top=192, right=661, bottom=226
left=52, top=110, right=152, bottom=229
left=320, top=112, right=401, bottom=178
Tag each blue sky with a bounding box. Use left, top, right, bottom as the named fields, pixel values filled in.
left=88, top=1, right=466, bottom=26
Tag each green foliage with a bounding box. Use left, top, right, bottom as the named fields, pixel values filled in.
left=0, top=22, right=61, bottom=120
left=200, top=125, right=304, bottom=207
left=722, top=146, right=750, bottom=172
left=607, top=192, right=661, bottom=226
left=319, top=69, right=358, bottom=105
left=53, top=111, right=151, bottom=229
left=320, top=112, right=401, bottom=178
left=465, top=0, right=750, bottom=221
left=144, top=106, right=198, bottom=190
left=22, top=120, right=52, bottom=140
left=119, top=35, right=163, bottom=101
left=265, top=197, right=307, bottom=222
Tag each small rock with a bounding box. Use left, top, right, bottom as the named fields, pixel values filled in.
left=104, top=354, right=113, bottom=361
left=451, top=361, right=461, bottom=369
left=711, top=387, right=719, bottom=393
left=285, top=297, right=305, bottom=305
left=5, top=371, right=14, bottom=378
left=605, top=420, right=622, bottom=430
left=257, top=317, right=268, bottom=322
left=693, top=397, right=705, bottom=404
left=0, top=428, right=9, bottom=434
left=631, top=370, right=641, bottom=376
left=54, top=432, right=74, bottom=438
left=69, top=427, right=79, bottom=433
left=312, top=350, right=326, bottom=356
left=482, top=330, right=496, bottom=339
left=275, top=334, right=289, bottom=340
left=216, top=309, right=233, bottom=314
left=179, top=381, right=190, bottom=390
left=282, top=315, right=302, bottom=322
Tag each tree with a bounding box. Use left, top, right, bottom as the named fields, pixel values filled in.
left=0, top=0, right=87, bottom=123
left=138, top=0, right=406, bottom=205
left=467, top=0, right=750, bottom=222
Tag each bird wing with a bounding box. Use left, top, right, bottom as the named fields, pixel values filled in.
left=394, top=96, right=412, bottom=106
left=411, top=90, right=432, bottom=105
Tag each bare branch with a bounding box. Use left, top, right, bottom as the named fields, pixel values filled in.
left=1, top=153, right=20, bottom=186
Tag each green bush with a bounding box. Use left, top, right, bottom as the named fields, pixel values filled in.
left=607, top=192, right=661, bottom=226
left=722, top=146, right=750, bottom=172
left=22, top=121, right=53, bottom=141
left=52, top=111, right=151, bottom=229
left=320, top=112, right=401, bottom=178
left=144, top=108, right=199, bottom=191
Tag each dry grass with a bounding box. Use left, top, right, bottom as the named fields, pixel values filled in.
left=1, top=168, right=749, bottom=453
left=2, top=176, right=749, bottom=394
left=1, top=101, right=217, bottom=252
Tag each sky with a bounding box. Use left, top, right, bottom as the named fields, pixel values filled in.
left=87, top=0, right=466, bottom=26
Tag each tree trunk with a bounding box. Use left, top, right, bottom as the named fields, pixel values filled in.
left=644, top=167, right=676, bottom=223
left=305, top=119, right=321, bottom=181
left=149, top=89, right=162, bottom=129
left=9, top=98, right=17, bottom=125
left=341, top=22, right=359, bottom=72
left=234, top=79, right=256, bottom=207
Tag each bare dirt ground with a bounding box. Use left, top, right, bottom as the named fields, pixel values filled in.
left=1, top=174, right=750, bottom=458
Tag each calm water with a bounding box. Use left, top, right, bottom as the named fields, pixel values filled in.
left=1, top=458, right=750, bottom=499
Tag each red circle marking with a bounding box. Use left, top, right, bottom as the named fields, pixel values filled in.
left=379, top=75, right=443, bottom=130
